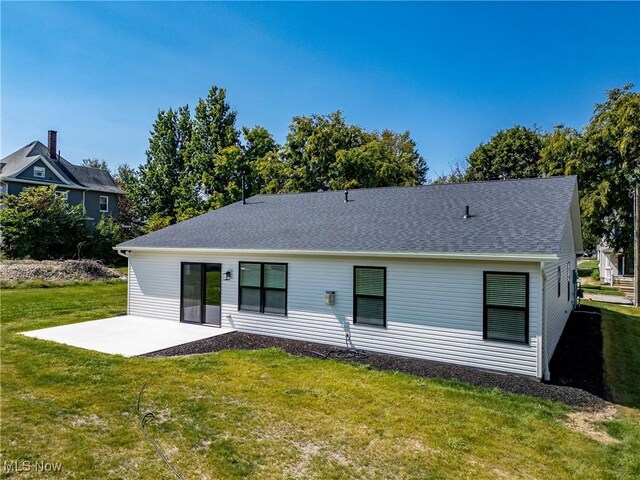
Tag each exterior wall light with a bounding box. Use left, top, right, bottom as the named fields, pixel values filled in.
left=224, top=270, right=233, bottom=281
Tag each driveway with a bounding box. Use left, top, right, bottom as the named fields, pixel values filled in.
left=20, top=315, right=235, bottom=357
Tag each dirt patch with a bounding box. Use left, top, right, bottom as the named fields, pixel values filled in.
left=70, top=413, right=107, bottom=428
left=145, top=332, right=604, bottom=408
left=0, top=259, right=123, bottom=282
left=565, top=404, right=619, bottom=444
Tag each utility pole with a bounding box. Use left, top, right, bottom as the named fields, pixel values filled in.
left=635, top=182, right=639, bottom=307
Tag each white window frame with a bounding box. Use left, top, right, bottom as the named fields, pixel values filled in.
left=33, top=166, right=46, bottom=178
left=99, top=195, right=109, bottom=212
left=56, top=190, right=69, bottom=201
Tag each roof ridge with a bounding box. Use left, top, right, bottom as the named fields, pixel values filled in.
left=248, top=175, right=577, bottom=200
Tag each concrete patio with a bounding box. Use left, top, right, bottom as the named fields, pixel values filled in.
left=20, top=315, right=235, bottom=357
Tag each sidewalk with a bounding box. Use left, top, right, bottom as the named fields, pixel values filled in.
left=581, top=293, right=634, bottom=305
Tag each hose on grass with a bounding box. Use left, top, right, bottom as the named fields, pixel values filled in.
left=136, top=383, right=184, bottom=480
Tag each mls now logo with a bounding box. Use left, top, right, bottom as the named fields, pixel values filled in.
left=3, top=460, right=63, bottom=473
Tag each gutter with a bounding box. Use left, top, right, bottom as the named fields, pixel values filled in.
left=1, top=177, right=124, bottom=195
left=112, top=246, right=558, bottom=263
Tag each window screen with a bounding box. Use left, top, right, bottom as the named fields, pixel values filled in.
left=354, top=267, right=386, bottom=327
left=239, top=262, right=287, bottom=315
left=484, top=272, right=528, bottom=343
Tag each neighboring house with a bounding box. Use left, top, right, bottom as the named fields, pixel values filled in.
left=0, top=130, right=124, bottom=226
left=597, top=244, right=634, bottom=292
left=116, top=176, right=583, bottom=380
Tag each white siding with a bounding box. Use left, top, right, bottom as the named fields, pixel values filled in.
left=129, top=251, right=542, bottom=377
left=544, top=214, right=577, bottom=370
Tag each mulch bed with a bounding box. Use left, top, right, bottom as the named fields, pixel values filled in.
left=146, top=321, right=605, bottom=408
left=549, top=305, right=609, bottom=400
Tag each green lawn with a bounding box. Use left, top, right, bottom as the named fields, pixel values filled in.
left=578, top=259, right=599, bottom=270
left=591, top=301, right=640, bottom=408
left=581, top=285, right=627, bottom=297
left=115, top=266, right=129, bottom=275
left=1, top=284, right=640, bottom=479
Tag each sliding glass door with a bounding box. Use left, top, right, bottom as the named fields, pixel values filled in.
left=180, top=263, right=221, bottom=326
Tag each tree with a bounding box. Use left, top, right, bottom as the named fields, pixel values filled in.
left=242, top=126, right=279, bottom=197
left=569, top=84, right=639, bottom=251
left=329, top=130, right=427, bottom=190
left=0, top=186, right=87, bottom=259
left=258, top=111, right=427, bottom=193
left=279, top=111, right=370, bottom=192
left=113, top=163, right=143, bottom=238
left=82, top=158, right=110, bottom=171
left=187, top=86, right=240, bottom=207
left=87, top=215, right=123, bottom=263
left=465, top=126, right=547, bottom=181
left=136, top=106, right=194, bottom=222
left=539, top=126, right=583, bottom=177
left=430, top=160, right=468, bottom=185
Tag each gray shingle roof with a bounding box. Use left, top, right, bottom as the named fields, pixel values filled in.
left=118, top=176, right=579, bottom=256
left=1, top=141, right=124, bottom=194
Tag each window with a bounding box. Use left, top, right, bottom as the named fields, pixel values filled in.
left=55, top=190, right=68, bottom=201
left=567, top=264, right=571, bottom=302
left=557, top=265, right=561, bottom=297
left=354, top=266, right=386, bottom=327
left=33, top=166, right=45, bottom=178
left=483, top=272, right=528, bottom=344
left=239, top=262, right=287, bottom=315
left=99, top=195, right=108, bottom=212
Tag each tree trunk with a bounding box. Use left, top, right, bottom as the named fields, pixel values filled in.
left=635, top=182, right=639, bottom=307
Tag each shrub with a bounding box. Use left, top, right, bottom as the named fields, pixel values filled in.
left=87, top=216, right=123, bottom=264
left=145, top=213, right=173, bottom=232
left=0, top=186, right=88, bottom=260
left=591, top=268, right=601, bottom=281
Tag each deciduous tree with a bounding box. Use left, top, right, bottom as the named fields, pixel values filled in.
left=0, top=186, right=87, bottom=259
left=465, top=126, right=546, bottom=181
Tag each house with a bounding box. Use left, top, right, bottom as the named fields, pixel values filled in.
left=115, top=176, right=583, bottom=380
left=596, top=244, right=635, bottom=298
left=0, top=130, right=124, bottom=227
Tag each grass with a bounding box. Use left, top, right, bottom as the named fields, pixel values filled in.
left=0, top=278, right=125, bottom=290
left=581, top=285, right=627, bottom=297
left=577, top=259, right=599, bottom=279
left=115, top=266, right=129, bottom=275
left=1, top=284, right=640, bottom=479
left=578, top=259, right=599, bottom=270
left=590, top=301, right=640, bottom=408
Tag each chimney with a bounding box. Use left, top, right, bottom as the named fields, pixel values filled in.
left=48, top=130, right=57, bottom=159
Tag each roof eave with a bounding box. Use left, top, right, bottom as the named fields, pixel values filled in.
left=113, top=246, right=557, bottom=262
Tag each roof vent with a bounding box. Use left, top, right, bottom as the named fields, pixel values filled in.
left=463, top=205, right=475, bottom=219
left=344, top=190, right=349, bottom=203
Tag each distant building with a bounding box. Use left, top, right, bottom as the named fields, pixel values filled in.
left=0, top=130, right=124, bottom=227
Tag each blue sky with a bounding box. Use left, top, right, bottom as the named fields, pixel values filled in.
left=2, top=2, right=639, bottom=178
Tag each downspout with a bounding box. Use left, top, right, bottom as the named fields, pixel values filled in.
left=116, top=249, right=131, bottom=315
left=540, top=263, right=550, bottom=381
